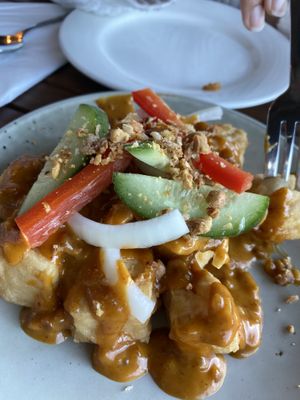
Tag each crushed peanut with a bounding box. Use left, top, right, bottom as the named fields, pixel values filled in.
left=285, top=295, right=299, bottom=304
left=207, top=207, right=220, bottom=218
left=76, top=127, right=89, bottom=137
left=42, top=202, right=51, bottom=214
left=51, top=160, right=61, bottom=179
left=152, top=260, right=166, bottom=282
left=206, top=190, right=226, bottom=209
left=264, top=257, right=299, bottom=286
left=202, top=82, right=221, bottom=92
left=286, top=324, right=296, bottom=334
left=109, top=128, right=130, bottom=143
left=188, top=216, right=213, bottom=236
left=194, top=250, right=214, bottom=269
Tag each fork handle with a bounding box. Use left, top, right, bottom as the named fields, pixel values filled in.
left=23, top=15, right=66, bottom=35
left=290, top=0, right=300, bottom=94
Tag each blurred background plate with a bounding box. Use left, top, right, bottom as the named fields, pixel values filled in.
left=0, top=93, right=299, bottom=400
left=59, top=0, right=289, bottom=108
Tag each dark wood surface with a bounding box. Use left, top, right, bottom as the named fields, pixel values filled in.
left=0, top=0, right=272, bottom=128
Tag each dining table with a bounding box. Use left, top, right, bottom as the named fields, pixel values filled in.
left=2, top=4, right=300, bottom=400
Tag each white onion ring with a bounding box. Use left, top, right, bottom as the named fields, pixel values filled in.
left=189, top=106, right=223, bottom=122
left=68, top=209, right=189, bottom=249
left=100, top=248, right=120, bottom=285
left=100, top=248, right=155, bottom=323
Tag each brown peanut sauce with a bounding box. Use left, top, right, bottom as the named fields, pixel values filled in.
left=0, top=155, right=44, bottom=262
left=229, top=229, right=300, bottom=285
left=148, top=328, right=226, bottom=400
left=92, top=335, right=148, bottom=382
left=0, top=154, right=270, bottom=400
left=96, top=94, right=135, bottom=127
left=20, top=308, right=72, bottom=344
left=164, top=265, right=241, bottom=350
left=260, top=187, right=292, bottom=243
left=208, top=264, right=262, bottom=358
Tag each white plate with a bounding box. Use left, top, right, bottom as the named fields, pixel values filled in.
left=59, top=0, right=289, bottom=109
left=0, top=93, right=299, bottom=400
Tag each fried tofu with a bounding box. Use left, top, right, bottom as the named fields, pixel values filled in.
left=164, top=269, right=241, bottom=354
left=253, top=176, right=300, bottom=242
left=65, top=255, right=160, bottom=345
left=0, top=250, right=59, bottom=308
left=207, top=124, right=248, bottom=166
left=260, top=187, right=300, bottom=242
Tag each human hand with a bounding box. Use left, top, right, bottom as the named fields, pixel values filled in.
left=240, top=0, right=288, bottom=31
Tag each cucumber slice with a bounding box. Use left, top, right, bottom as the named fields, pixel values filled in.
left=125, top=142, right=170, bottom=171
left=113, top=173, right=269, bottom=238
left=19, top=104, right=109, bottom=215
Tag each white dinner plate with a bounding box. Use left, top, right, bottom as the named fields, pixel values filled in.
left=0, top=93, right=299, bottom=400
left=59, top=0, right=289, bottom=109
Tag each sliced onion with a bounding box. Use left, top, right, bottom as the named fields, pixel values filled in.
left=188, top=106, right=223, bottom=122
left=68, top=209, right=189, bottom=249
left=126, top=281, right=155, bottom=324
left=100, top=248, right=155, bottom=323
left=100, top=248, right=120, bottom=285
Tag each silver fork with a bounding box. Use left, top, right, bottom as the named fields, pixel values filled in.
left=265, top=0, right=300, bottom=190
left=0, top=15, right=66, bottom=53
left=127, top=0, right=173, bottom=8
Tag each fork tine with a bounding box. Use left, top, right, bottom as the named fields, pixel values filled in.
left=282, top=121, right=297, bottom=181
left=264, top=116, right=283, bottom=177
left=296, top=124, right=300, bottom=190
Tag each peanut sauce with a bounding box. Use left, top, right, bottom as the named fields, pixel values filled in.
left=92, top=336, right=148, bottom=382
left=148, top=328, right=226, bottom=400
left=96, top=94, right=135, bottom=127
left=0, top=155, right=272, bottom=400
left=209, top=264, right=262, bottom=358
left=164, top=266, right=241, bottom=350
left=229, top=231, right=300, bottom=286
left=0, top=156, right=43, bottom=261
left=20, top=308, right=72, bottom=344
left=260, top=187, right=293, bottom=242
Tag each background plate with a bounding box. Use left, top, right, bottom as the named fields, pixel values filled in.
left=59, top=0, right=289, bottom=108
left=0, top=93, right=299, bottom=400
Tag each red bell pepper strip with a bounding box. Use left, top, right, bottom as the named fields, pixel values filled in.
left=15, top=155, right=131, bottom=248
left=196, top=153, right=253, bottom=194
left=132, top=88, right=184, bottom=126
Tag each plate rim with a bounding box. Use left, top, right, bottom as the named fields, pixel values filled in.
left=58, top=0, right=289, bottom=109
left=0, top=91, right=266, bottom=136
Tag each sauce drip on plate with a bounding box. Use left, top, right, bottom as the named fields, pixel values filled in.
left=148, top=328, right=226, bottom=400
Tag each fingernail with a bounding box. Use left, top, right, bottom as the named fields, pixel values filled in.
left=271, top=0, right=286, bottom=16
left=249, top=6, right=265, bottom=32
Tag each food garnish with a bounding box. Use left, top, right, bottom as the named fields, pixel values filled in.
left=19, top=104, right=109, bottom=215
left=15, top=156, right=131, bottom=248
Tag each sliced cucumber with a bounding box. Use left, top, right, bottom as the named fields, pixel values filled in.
left=125, top=141, right=169, bottom=171
left=19, top=104, right=109, bottom=215
left=113, top=173, right=269, bottom=238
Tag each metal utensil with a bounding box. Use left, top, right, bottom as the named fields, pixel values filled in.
left=0, top=15, right=65, bottom=53
left=265, top=0, right=300, bottom=190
